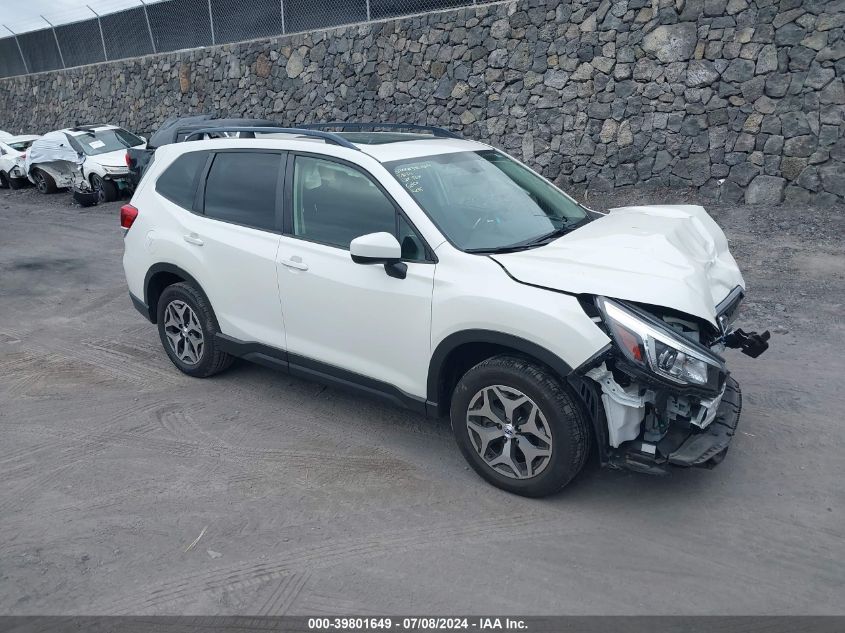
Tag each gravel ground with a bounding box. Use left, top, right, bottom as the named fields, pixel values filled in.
left=0, top=185, right=843, bottom=615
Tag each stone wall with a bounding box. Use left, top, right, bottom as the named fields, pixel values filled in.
left=1, top=0, right=843, bottom=204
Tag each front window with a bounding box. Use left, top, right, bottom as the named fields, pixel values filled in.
left=67, top=128, right=144, bottom=156
left=385, top=150, right=589, bottom=252
left=291, top=155, right=397, bottom=249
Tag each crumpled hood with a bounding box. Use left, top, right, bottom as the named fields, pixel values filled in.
left=491, top=205, right=745, bottom=326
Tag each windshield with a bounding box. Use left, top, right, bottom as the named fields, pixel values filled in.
left=67, top=129, right=144, bottom=156
left=385, top=150, right=588, bottom=252
left=9, top=139, right=35, bottom=151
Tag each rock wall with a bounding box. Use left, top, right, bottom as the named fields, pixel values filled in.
left=1, top=0, right=843, bottom=204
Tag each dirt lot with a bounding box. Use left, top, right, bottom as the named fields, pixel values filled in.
left=1, top=185, right=843, bottom=615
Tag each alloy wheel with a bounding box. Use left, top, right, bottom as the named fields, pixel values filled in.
left=465, top=385, right=553, bottom=479
left=35, top=172, right=47, bottom=193
left=163, top=300, right=204, bottom=365
left=91, top=175, right=105, bottom=203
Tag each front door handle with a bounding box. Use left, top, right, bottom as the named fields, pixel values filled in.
left=280, top=256, right=308, bottom=271
left=183, top=234, right=204, bottom=246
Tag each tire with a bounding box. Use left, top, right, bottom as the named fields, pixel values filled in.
left=32, top=169, right=57, bottom=194
left=0, top=171, right=8, bottom=189
left=450, top=355, right=590, bottom=497
left=91, top=174, right=118, bottom=203
left=156, top=282, right=234, bottom=378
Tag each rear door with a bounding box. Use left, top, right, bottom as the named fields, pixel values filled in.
left=181, top=149, right=287, bottom=349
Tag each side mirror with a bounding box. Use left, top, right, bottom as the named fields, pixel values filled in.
left=350, top=232, right=407, bottom=279
left=350, top=232, right=402, bottom=264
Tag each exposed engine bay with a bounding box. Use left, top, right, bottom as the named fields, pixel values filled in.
left=576, top=288, right=769, bottom=474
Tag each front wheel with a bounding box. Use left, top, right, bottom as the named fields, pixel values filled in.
left=91, top=174, right=118, bottom=203
left=450, top=356, right=590, bottom=497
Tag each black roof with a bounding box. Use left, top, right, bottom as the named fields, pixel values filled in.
left=148, top=116, right=281, bottom=148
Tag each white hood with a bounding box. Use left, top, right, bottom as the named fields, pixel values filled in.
left=491, top=205, right=745, bottom=326
left=88, top=148, right=133, bottom=169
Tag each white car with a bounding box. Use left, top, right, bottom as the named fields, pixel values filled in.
left=0, top=134, right=40, bottom=189
left=26, top=124, right=146, bottom=202
left=121, top=124, right=769, bottom=497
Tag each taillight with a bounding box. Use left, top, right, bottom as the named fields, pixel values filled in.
left=125, top=152, right=132, bottom=167
left=120, top=204, right=139, bottom=232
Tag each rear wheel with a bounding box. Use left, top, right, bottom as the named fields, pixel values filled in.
left=156, top=282, right=234, bottom=378
left=450, top=356, right=590, bottom=497
left=32, top=169, right=57, bottom=194
left=91, top=174, right=118, bottom=203
left=0, top=171, right=9, bottom=189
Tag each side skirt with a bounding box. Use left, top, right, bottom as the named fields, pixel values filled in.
left=214, top=333, right=432, bottom=416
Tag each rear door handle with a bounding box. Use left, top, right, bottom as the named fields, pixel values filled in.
left=183, top=234, right=204, bottom=246
left=280, top=257, right=308, bottom=271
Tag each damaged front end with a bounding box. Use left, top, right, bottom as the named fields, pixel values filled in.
left=572, top=289, right=767, bottom=475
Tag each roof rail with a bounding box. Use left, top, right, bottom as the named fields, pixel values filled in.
left=182, top=126, right=360, bottom=150
left=300, top=122, right=462, bottom=139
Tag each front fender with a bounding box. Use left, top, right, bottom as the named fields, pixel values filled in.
left=428, top=251, right=610, bottom=409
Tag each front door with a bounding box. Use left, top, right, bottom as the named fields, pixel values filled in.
left=276, top=153, right=435, bottom=399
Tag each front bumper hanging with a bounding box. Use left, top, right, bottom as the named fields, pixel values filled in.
left=609, top=377, right=742, bottom=474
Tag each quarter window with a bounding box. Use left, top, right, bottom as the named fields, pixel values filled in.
left=155, top=151, right=208, bottom=210
left=291, top=156, right=397, bottom=249
left=203, top=152, right=281, bottom=231
left=398, top=215, right=427, bottom=262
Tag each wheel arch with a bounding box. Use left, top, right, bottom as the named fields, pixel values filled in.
left=143, top=263, right=208, bottom=324
left=427, top=330, right=573, bottom=418
left=29, top=164, right=58, bottom=178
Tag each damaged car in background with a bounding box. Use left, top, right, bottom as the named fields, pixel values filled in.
left=26, top=124, right=145, bottom=202
left=0, top=133, right=40, bottom=189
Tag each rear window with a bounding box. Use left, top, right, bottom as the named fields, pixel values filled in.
left=9, top=139, right=35, bottom=151
left=155, top=151, right=208, bottom=209
left=203, top=152, right=280, bottom=231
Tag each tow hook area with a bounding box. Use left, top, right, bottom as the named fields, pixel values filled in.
left=725, top=328, right=770, bottom=358
left=584, top=363, right=742, bottom=475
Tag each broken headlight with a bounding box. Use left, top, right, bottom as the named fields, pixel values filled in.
left=596, top=297, right=724, bottom=390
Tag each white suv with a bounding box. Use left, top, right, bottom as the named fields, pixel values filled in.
left=121, top=124, right=769, bottom=497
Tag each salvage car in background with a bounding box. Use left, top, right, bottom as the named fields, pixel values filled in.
left=0, top=134, right=40, bottom=189
left=26, top=125, right=146, bottom=202
left=126, top=116, right=279, bottom=186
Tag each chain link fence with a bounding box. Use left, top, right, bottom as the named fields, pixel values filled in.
left=0, top=0, right=496, bottom=79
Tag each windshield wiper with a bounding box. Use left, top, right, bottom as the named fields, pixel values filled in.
left=466, top=229, right=568, bottom=254
left=466, top=216, right=591, bottom=255
left=522, top=225, right=572, bottom=247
